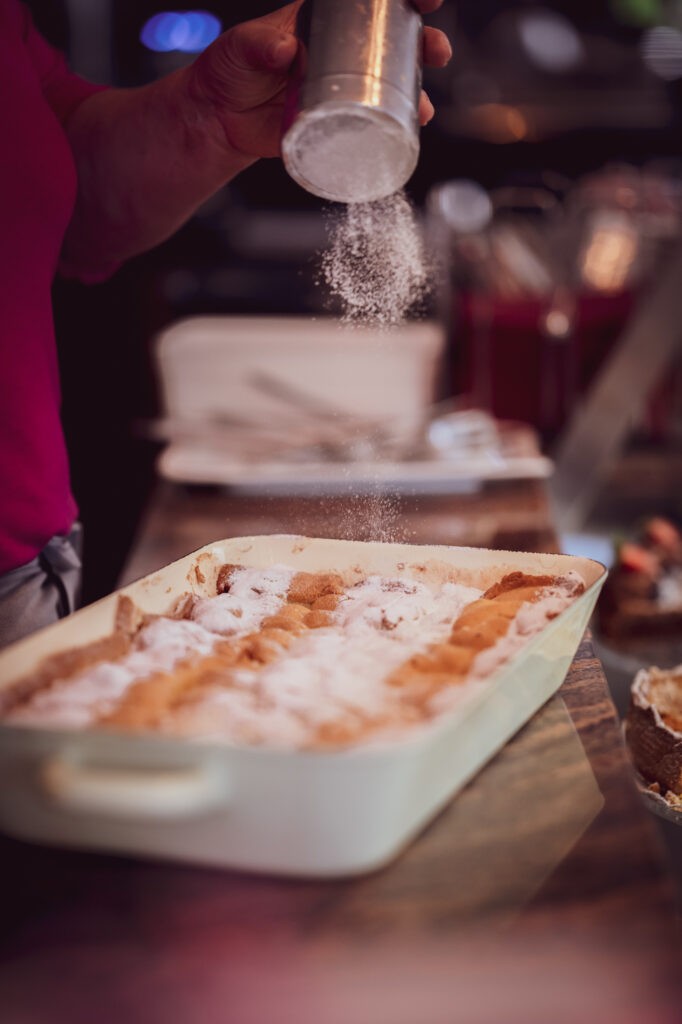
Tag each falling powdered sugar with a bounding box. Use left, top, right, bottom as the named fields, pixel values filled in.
left=314, top=191, right=430, bottom=540
left=319, top=191, right=431, bottom=327
left=332, top=488, right=404, bottom=545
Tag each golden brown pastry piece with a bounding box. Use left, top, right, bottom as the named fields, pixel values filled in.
left=0, top=632, right=133, bottom=718
left=100, top=648, right=238, bottom=731
left=216, top=563, right=242, bottom=594
left=387, top=572, right=575, bottom=708
left=0, top=592, right=148, bottom=717
left=287, top=571, right=345, bottom=606
left=101, top=569, right=348, bottom=732
left=0, top=579, right=231, bottom=725
left=482, top=571, right=557, bottom=600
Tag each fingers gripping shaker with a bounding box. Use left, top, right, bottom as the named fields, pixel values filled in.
left=281, top=0, right=423, bottom=204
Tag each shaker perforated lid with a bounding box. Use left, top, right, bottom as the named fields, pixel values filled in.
left=283, top=104, right=419, bottom=204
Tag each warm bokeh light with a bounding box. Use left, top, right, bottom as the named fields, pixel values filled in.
left=473, top=104, right=529, bottom=143
left=580, top=215, right=638, bottom=292
left=543, top=308, right=573, bottom=338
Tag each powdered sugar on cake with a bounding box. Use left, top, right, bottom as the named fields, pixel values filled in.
left=432, top=571, right=584, bottom=715
left=334, top=576, right=479, bottom=639
left=6, top=567, right=296, bottom=729
left=166, top=576, right=481, bottom=745
left=7, top=618, right=218, bottom=729
left=4, top=565, right=586, bottom=747
left=190, top=566, right=296, bottom=635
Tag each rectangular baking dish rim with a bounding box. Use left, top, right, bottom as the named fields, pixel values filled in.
left=0, top=534, right=607, bottom=762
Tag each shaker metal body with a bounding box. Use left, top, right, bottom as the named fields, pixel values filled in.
left=282, top=0, right=422, bottom=204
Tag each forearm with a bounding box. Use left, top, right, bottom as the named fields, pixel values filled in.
left=58, top=0, right=450, bottom=278
left=60, top=67, right=253, bottom=276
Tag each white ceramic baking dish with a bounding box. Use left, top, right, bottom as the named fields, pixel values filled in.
left=0, top=536, right=606, bottom=877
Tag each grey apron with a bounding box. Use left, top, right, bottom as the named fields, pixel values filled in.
left=0, top=523, right=83, bottom=649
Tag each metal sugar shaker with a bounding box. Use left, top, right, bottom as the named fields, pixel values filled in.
left=281, top=0, right=423, bottom=204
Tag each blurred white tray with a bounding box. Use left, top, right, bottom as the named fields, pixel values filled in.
left=157, top=444, right=553, bottom=494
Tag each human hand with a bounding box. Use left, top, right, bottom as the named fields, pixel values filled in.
left=188, top=0, right=452, bottom=162
left=413, top=0, right=454, bottom=124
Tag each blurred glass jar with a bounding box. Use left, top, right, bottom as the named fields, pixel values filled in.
left=566, top=164, right=682, bottom=296
left=425, top=169, right=682, bottom=442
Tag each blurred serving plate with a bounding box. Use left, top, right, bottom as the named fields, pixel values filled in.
left=157, top=442, right=552, bottom=495
left=150, top=316, right=551, bottom=494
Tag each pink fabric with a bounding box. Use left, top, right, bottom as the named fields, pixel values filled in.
left=0, top=1, right=105, bottom=574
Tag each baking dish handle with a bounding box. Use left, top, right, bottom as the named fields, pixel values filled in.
left=40, top=754, right=230, bottom=820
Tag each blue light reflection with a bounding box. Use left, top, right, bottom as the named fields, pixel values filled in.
left=140, top=11, right=222, bottom=53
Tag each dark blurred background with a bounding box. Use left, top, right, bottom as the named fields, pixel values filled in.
left=26, top=0, right=682, bottom=600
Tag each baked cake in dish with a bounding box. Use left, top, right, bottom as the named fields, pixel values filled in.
left=626, top=664, right=682, bottom=809
left=1, top=563, right=586, bottom=749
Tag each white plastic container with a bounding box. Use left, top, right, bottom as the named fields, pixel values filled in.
left=155, top=316, right=443, bottom=432
left=0, top=536, right=606, bottom=877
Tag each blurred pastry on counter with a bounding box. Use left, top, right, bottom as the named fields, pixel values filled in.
left=625, top=664, right=682, bottom=811
left=597, top=517, right=682, bottom=640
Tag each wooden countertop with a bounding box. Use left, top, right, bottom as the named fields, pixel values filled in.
left=0, top=479, right=679, bottom=1023
left=120, top=479, right=560, bottom=583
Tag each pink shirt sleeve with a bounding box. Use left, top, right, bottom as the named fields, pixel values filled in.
left=12, top=3, right=117, bottom=280
left=17, top=1, right=107, bottom=123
